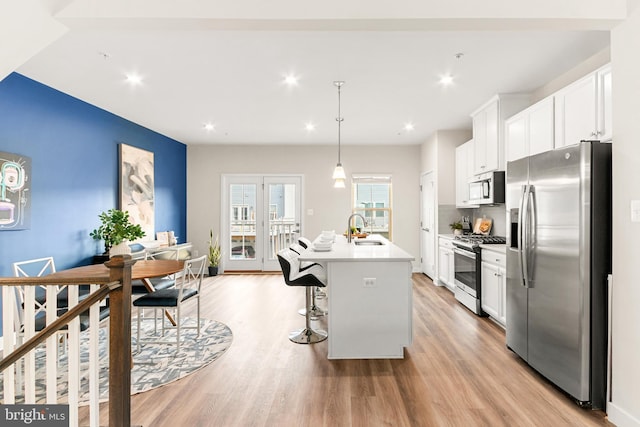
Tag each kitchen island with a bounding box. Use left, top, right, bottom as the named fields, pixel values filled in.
left=298, top=234, right=414, bottom=359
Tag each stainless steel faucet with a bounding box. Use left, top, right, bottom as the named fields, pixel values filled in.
left=347, top=213, right=367, bottom=243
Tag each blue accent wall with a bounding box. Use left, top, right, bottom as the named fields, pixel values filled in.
left=0, top=73, right=187, bottom=335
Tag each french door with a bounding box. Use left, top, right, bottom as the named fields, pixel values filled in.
left=221, top=175, right=302, bottom=271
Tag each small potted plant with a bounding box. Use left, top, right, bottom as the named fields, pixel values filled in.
left=449, top=221, right=464, bottom=236
left=208, top=229, right=222, bottom=276
left=90, top=208, right=145, bottom=256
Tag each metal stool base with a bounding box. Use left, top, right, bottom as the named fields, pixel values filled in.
left=289, top=327, right=328, bottom=344
left=298, top=305, right=327, bottom=318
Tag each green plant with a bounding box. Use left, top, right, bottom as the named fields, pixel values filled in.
left=90, top=209, right=145, bottom=253
left=208, top=229, right=222, bottom=267
left=449, top=221, right=463, bottom=230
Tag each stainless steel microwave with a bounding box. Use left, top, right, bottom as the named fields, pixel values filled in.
left=468, top=171, right=505, bottom=205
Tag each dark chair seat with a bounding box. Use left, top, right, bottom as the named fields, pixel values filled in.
left=33, top=305, right=110, bottom=332
left=133, top=288, right=198, bottom=307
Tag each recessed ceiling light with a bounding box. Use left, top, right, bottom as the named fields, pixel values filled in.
left=125, top=73, right=143, bottom=86
left=439, top=74, right=454, bottom=87
left=305, top=122, right=316, bottom=132
left=203, top=123, right=215, bottom=132
left=284, top=74, right=299, bottom=86
left=404, top=123, right=415, bottom=132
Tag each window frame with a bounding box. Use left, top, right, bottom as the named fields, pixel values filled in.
left=351, top=174, right=393, bottom=240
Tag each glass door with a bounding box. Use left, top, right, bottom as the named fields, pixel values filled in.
left=222, top=175, right=302, bottom=272
left=263, top=176, right=301, bottom=271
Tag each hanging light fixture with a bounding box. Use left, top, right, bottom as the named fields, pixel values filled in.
left=332, top=81, right=346, bottom=188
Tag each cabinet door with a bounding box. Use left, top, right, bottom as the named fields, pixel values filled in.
left=473, top=99, right=499, bottom=174
left=455, top=143, right=467, bottom=207
left=447, top=249, right=455, bottom=288
left=554, top=73, right=597, bottom=148
left=597, top=65, right=612, bottom=142
left=506, top=113, right=527, bottom=162
left=472, top=112, right=487, bottom=174
left=484, top=100, right=500, bottom=172
left=528, top=97, right=554, bottom=156
left=498, top=267, right=506, bottom=325
left=438, top=246, right=450, bottom=286
left=481, top=261, right=501, bottom=320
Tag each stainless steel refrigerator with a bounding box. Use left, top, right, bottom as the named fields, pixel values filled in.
left=506, top=140, right=611, bottom=410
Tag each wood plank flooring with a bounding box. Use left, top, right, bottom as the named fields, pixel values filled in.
left=79, top=273, right=612, bottom=426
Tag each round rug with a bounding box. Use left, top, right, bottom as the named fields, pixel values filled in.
left=10, top=318, right=232, bottom=404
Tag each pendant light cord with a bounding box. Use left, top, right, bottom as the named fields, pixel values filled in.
left=336, top=81, right=344, bottom=164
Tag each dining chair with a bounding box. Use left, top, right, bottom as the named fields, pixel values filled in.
left=12, top=257, right=111, bottom=347
left=133, top=254, right=207, bottom=352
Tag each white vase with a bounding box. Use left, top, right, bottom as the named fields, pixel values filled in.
left=453, top=229, right=463, bottom=236
left=109, top=241, right=131, bottom=257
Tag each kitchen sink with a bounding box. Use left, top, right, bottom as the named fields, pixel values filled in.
left=354, top=240, right=384, bottom=246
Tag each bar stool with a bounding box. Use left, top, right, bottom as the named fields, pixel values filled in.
left=277, top=249, right=327, bottom=344
left=298, top=237, right=327, bottom=300
left=289, top=243, right=327, bottom=318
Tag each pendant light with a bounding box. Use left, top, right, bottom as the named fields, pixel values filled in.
left=332, top=81, right=346, bottom=188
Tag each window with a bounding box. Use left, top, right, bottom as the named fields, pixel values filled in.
left=232, top=205, right=250, bottom=221
left=351, top=174, right=392, bottom=239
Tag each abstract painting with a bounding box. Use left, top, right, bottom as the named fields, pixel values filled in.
left=119, top=144, right=154, bottom=240
left=0, top=151, right=31, bottom=230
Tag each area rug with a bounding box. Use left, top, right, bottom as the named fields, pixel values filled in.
left=4, top=318, right=233, bottom=404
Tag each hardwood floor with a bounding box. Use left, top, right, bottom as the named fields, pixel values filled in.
left=79, top=273, right=612, bottom=426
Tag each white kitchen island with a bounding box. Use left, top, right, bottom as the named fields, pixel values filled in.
left=298, top=234, right=414, bottom=359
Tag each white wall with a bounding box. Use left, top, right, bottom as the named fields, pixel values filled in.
left=187, top=144, right=421, bottom=270
left=608, top=3, right=640, bottom=425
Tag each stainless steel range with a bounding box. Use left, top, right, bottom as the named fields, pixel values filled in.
left=452, top=234, right=506, bottom=315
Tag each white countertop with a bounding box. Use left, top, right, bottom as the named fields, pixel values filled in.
left=298, top=234, right=414, bottom=262
left=438, top=234, right=456, bottom=240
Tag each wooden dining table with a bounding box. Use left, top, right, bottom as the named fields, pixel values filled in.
left=45, top=259, right=185, bottom=325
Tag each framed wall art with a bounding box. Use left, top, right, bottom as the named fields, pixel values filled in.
left=0, top=151, right=31, bottom=230
left=119, top=144, right=154, bottom=240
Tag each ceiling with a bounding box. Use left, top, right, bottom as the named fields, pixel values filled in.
left=16, top=12, right=610, bottom=146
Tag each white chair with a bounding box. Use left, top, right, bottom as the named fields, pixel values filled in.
left=133, top=255, right=207, bottom=352
left=12, top=257, right=110, bottom=350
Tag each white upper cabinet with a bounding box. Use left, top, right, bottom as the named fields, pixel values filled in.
left=472, top=98, right=499, bottom=174
left=506, top=97, right=554, bottom=162
left=597, top=65, right=612, bottom=142
left=554, top=63, right=612, bottom=147
left=455, top=139, right=478, bottom=208
left=471, top=94, right=530, bottom=175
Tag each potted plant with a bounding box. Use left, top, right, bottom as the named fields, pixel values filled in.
left=449, top=221, right=464, bottom=236
left=208, top=229, right=222, bottom=276
left=90, top=208, right=145, bottom=256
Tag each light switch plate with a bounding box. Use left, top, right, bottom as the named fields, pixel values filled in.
left=363, top=277, right=376, bottom=288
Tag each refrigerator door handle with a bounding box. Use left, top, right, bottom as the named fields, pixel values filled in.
left=520, top=185, right=531, bottom=288
left=527, top=186, right=536, bottom=286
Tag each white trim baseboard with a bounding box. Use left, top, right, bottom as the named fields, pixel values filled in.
left=608, top=401, right=640, bottom=427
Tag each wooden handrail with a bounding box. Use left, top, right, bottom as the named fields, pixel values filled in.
left=0, top=281, right=120, bottom=372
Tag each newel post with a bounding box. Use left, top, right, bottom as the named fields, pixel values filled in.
left=105, top=255, right=136, bottom=427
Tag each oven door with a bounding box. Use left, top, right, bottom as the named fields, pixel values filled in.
left=453, top=247, right=478, bottom=297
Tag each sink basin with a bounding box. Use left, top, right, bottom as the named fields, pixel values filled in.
left=354, top=240, right=384, bottom=246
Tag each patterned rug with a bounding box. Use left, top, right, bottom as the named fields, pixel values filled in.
left=5, top=318, right=233, bottom=404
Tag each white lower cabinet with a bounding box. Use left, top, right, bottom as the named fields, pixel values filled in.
left=481, top=249, right=506, bottom=326
left=437, top=237, right=455, bottom=291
